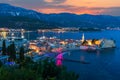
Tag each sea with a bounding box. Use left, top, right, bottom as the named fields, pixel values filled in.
left=24, top=30, right=120, bottom=80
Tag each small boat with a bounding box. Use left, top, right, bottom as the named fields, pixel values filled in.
left=80, top=46, right=88, bottom=50
left=80, top=45, right=99, bottom=51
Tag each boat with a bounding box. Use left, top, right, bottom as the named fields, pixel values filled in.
left=80, top=45, right=99, bottom=51
left=80, top=46, right=89, bottom=50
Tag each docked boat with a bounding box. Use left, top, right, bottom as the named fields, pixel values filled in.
left=80, top=46, right=89, bottom=50
left=80, top=45, right=99, bottom=51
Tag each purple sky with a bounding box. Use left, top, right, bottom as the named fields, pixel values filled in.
left=0, top=0, right=120, bottom=16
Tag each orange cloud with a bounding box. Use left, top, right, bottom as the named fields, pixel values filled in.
left=35, top=6, right=105, bottom=15
left=37, top=8, right=64, bottom=14
left=44, top=0, right=53, bottom=3
left=3, top=0, right=120, bottom=15
left=64, top=0, right=120, bottom=7
left=34, top=2, right=120, bottom=16
left=33, top=0, right=120, bottom=15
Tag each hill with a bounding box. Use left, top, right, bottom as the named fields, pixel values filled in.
left=0, top=3, right=120, bottom=29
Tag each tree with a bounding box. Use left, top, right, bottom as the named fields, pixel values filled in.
left=7, top=42, right=16, bottom=60
left=11, top=42, right=16, bottom=60
left=19, top=46, right=25, bottom=62
left=0, top=61, right=2, bottom=67
left=0, top=58, right=79, bottom=80
left=2, top=40, right=6, bottom=55
left=6, top=45, right=10, bottom=56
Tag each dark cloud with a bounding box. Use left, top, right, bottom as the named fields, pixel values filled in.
left=0, top=0, right=47, bottom=8
left=44, top=0, right=67, bottom=4
left=0, top=0, right=67, bottom=8
left=0, top=0, right=63, bottom=9
left=100, top=7, right=120, bottom=16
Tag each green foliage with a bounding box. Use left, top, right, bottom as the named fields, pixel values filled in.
left=0, top=58, right=79, bottom=80
left=7, top=42, right=16, bottom=60
left=0, top=16, right=58, bottom=30
left=19, top=46, right=25, bottom=62
left=0, top=61, right=2, bottom=67
left=0, top=67, right=37, bottom=80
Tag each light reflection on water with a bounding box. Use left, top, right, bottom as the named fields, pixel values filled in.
left=63, top=47, right=119, bottom=80
left=24, top=30, right=120, bottom=80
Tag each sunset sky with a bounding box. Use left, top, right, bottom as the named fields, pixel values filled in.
left=0, top=0, right=120, bottom=16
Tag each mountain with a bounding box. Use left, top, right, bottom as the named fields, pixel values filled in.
left=0, top=3, right=120, bottom=29
left=0, top=16, right=58, bottom=30
left=0, top=3, right=58, bottom=30
left=44, top=13, right=120, bottom=28
left=0, top=3, right=41, bottom=18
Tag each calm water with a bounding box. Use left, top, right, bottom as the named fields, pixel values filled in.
left=25, top=30, right=120, bottom=80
